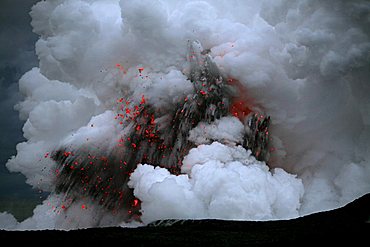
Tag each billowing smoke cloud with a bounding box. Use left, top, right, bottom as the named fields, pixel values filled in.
left=1, top=0, right=370, bottom=229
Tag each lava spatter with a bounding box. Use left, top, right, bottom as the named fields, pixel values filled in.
left=52, top=41, right=270, bottom=222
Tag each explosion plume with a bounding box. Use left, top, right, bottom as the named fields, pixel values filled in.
left=2, top=0, right=369, bottom=229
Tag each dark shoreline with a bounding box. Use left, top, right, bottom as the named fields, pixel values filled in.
left=1, top=194, right=369, bottom=245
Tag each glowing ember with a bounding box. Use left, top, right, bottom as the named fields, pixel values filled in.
left=140, top=95, right=146, bottom=105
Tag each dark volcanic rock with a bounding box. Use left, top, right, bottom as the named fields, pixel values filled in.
left=1, top=193, right=370, bottom=246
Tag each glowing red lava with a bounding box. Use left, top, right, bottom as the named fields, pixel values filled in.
left=228, top=78, right=253, bottom=121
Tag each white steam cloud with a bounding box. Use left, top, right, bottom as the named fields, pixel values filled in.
left=130, top=142, right=303, bottom=224
left=1, top=0, right=370, bottom=229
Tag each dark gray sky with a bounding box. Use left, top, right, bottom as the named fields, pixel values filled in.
left=0, top=0, right=43, bottom=218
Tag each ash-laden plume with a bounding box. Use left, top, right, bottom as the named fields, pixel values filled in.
left=52, top=41, right=270, bottom=222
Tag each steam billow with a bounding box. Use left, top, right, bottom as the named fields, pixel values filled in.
left=52, top=41, right=270, bottom=222
left=2, top=0, right=370, bottom=230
